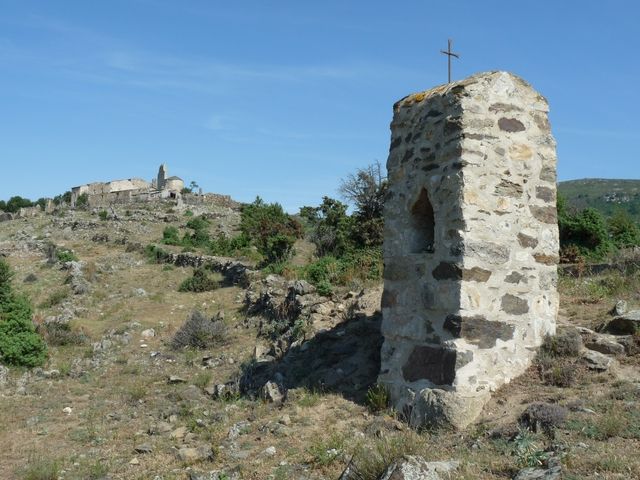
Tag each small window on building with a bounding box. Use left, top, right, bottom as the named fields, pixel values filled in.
left=410, top=188, right=435, bottom=253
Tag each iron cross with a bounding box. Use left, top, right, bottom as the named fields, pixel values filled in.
left=440, top=39, right=459, bottom=83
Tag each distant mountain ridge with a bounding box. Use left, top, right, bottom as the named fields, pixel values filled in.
left=558, top=178, right=640, bottom=221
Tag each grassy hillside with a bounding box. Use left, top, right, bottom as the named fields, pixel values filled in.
left=559, top=178, right=640, bottom=221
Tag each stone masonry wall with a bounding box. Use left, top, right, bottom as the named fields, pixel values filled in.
left=379, top=71, right=559, bottom=429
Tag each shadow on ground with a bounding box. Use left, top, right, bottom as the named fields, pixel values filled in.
left=240, top=311, right=383, bottom=404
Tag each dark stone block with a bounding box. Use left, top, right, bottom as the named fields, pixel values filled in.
left=501, top=294, right=529, bottom=315
left=402, top=345, right=457, bottom=385
left=402, top=148, right=414, bottom=163
left=461, top=317, right=515, bottom=348
left=462, top=267, right=492, bottom=282
left=495, top=179, right=523, bottom=198
left=489, top=103, right=524, bottom=113
left=432, top=262, right=462, bottom=280
left=444, top=314, right=515, bottom=348
left=534, top=253, right=559, bottom=265
left=530, top=205, right=557, bottom=224
left=539, top=165, right=556, bottom=183
left=536, top=186, right=556, bottom=202
left=444, top=314, right=462, bottom=336
left=498, top=117, right=526, bottom=132
left=505, top=271, right=526, bottom=284
left=381, top=289, right=397, bottom=308
left=517, top=233, right=538, bottom=249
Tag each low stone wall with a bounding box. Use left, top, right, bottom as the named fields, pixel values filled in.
left=158, top=250, right=255, bottom=287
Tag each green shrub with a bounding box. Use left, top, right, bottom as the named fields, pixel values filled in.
left=366, top=383, right=390, bottom=413
left=0, top=260, right=47, bottom=367
left=608, top=209, right=640, bottom=249
left=178, top=268, right=220, bottom=293
left=240, top=197, right=302, bottom=264
left=162, top=226, right=181, bottom=245
left=56, top=249, right=78, bottom=263
left=98, top=210, right=108, bottom=221
left=144, top=244, right=171, bottom=264
left=559, top=199, right=613, bottom=260
left=75, top=193, right=89, bottom=208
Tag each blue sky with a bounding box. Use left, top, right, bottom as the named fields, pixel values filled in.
left=1, top=1, right=638, bottom=211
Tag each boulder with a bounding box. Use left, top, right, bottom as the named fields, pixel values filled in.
left=513, top=465, right=561, bottom=480
left=584, top=335, right=625, bottom=356
left=581, top=349, right=615, bottom=371
left=378, top=456, right=459, bottom=480
left=177, top=446, right=214, bottom=463
left=261, top=381, right=284, bottom=403
left=610, top=300, right=628, bottom=316
left=601, top=311, right=640, bottom=335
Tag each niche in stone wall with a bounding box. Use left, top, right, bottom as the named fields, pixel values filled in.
left=410, top=188, right=435, bottom=253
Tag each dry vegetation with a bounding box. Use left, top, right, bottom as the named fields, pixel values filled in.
left=0, top=209, right=639, bottom=480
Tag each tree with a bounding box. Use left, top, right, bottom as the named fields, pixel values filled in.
left=241, top=197, right=302, bottom=264
left=608, top=209, right=640, bottom=249
left=339, top=161, right=387, bottom=248
left=0, top=259, right=47, bottom=367
left=559, top=206, right=613, bottom=260
left=300, top=197, right=353, bottom=257
left=4, top=196, right=33, bottom=213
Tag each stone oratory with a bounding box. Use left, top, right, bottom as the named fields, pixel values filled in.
left=379, top=71, right=559, bottom=429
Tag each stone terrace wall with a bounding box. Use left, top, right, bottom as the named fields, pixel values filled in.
left=379, top=71, right=559, bottom=429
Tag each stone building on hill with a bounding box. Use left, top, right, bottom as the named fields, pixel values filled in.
left=71, top=164, right=185, bottom=207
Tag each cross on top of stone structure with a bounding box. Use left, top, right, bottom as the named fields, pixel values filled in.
left=440, top=38, right=459, bottom=83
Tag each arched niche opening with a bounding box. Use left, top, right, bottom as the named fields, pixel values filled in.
left=410, top=188, right=435, bottom=253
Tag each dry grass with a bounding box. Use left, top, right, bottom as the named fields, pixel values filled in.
left=1, top=213, right=639, bottom=479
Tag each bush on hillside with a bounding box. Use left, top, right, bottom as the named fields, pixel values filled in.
left=558, top=198, right=613, bottom=260
left=608, top=209, right=640, bottom=249
left=0, top=260, right=47, bottom=367
left=171, top=310, right=227, bottom=350
left=178, top=267, right=220, bottom=292
left=240, top=197, right=302, bottom=264
left=162, top=226, right=181, bottom=245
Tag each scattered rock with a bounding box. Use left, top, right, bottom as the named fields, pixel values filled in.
left=584, top=335, right=625, bottom=356
left=63, top=406, right=72, bottom=415
left=141, top=328, right=155, bottom=338
left=168, top=375, right=187, bottom=384
left=513, top=465, right=561, bottom=480
left=374, top=456, right=459, bottom=480
left=261, top=381, right=284, bottom=403
left=171, top=426, right=188, bottom=441
left=134, top=288, right=147, bottom=297
left=148, top=421, right=172, bottom=435
left=227, top=421, right=250, bottom=440
left=23, top=273, right=38, bottom=283
left=129, top=457, right=140, bottom=465
left=610, top=300, right=628, bottom=316
left=581, top=349, right=615, bottom=371
left=262, top=446, right=277, bottom=457
left=600, top=311, right=640, bottom=335
left=134, top=443, right=153, bottom=454
left=177, top=445, right=213, bottom=463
